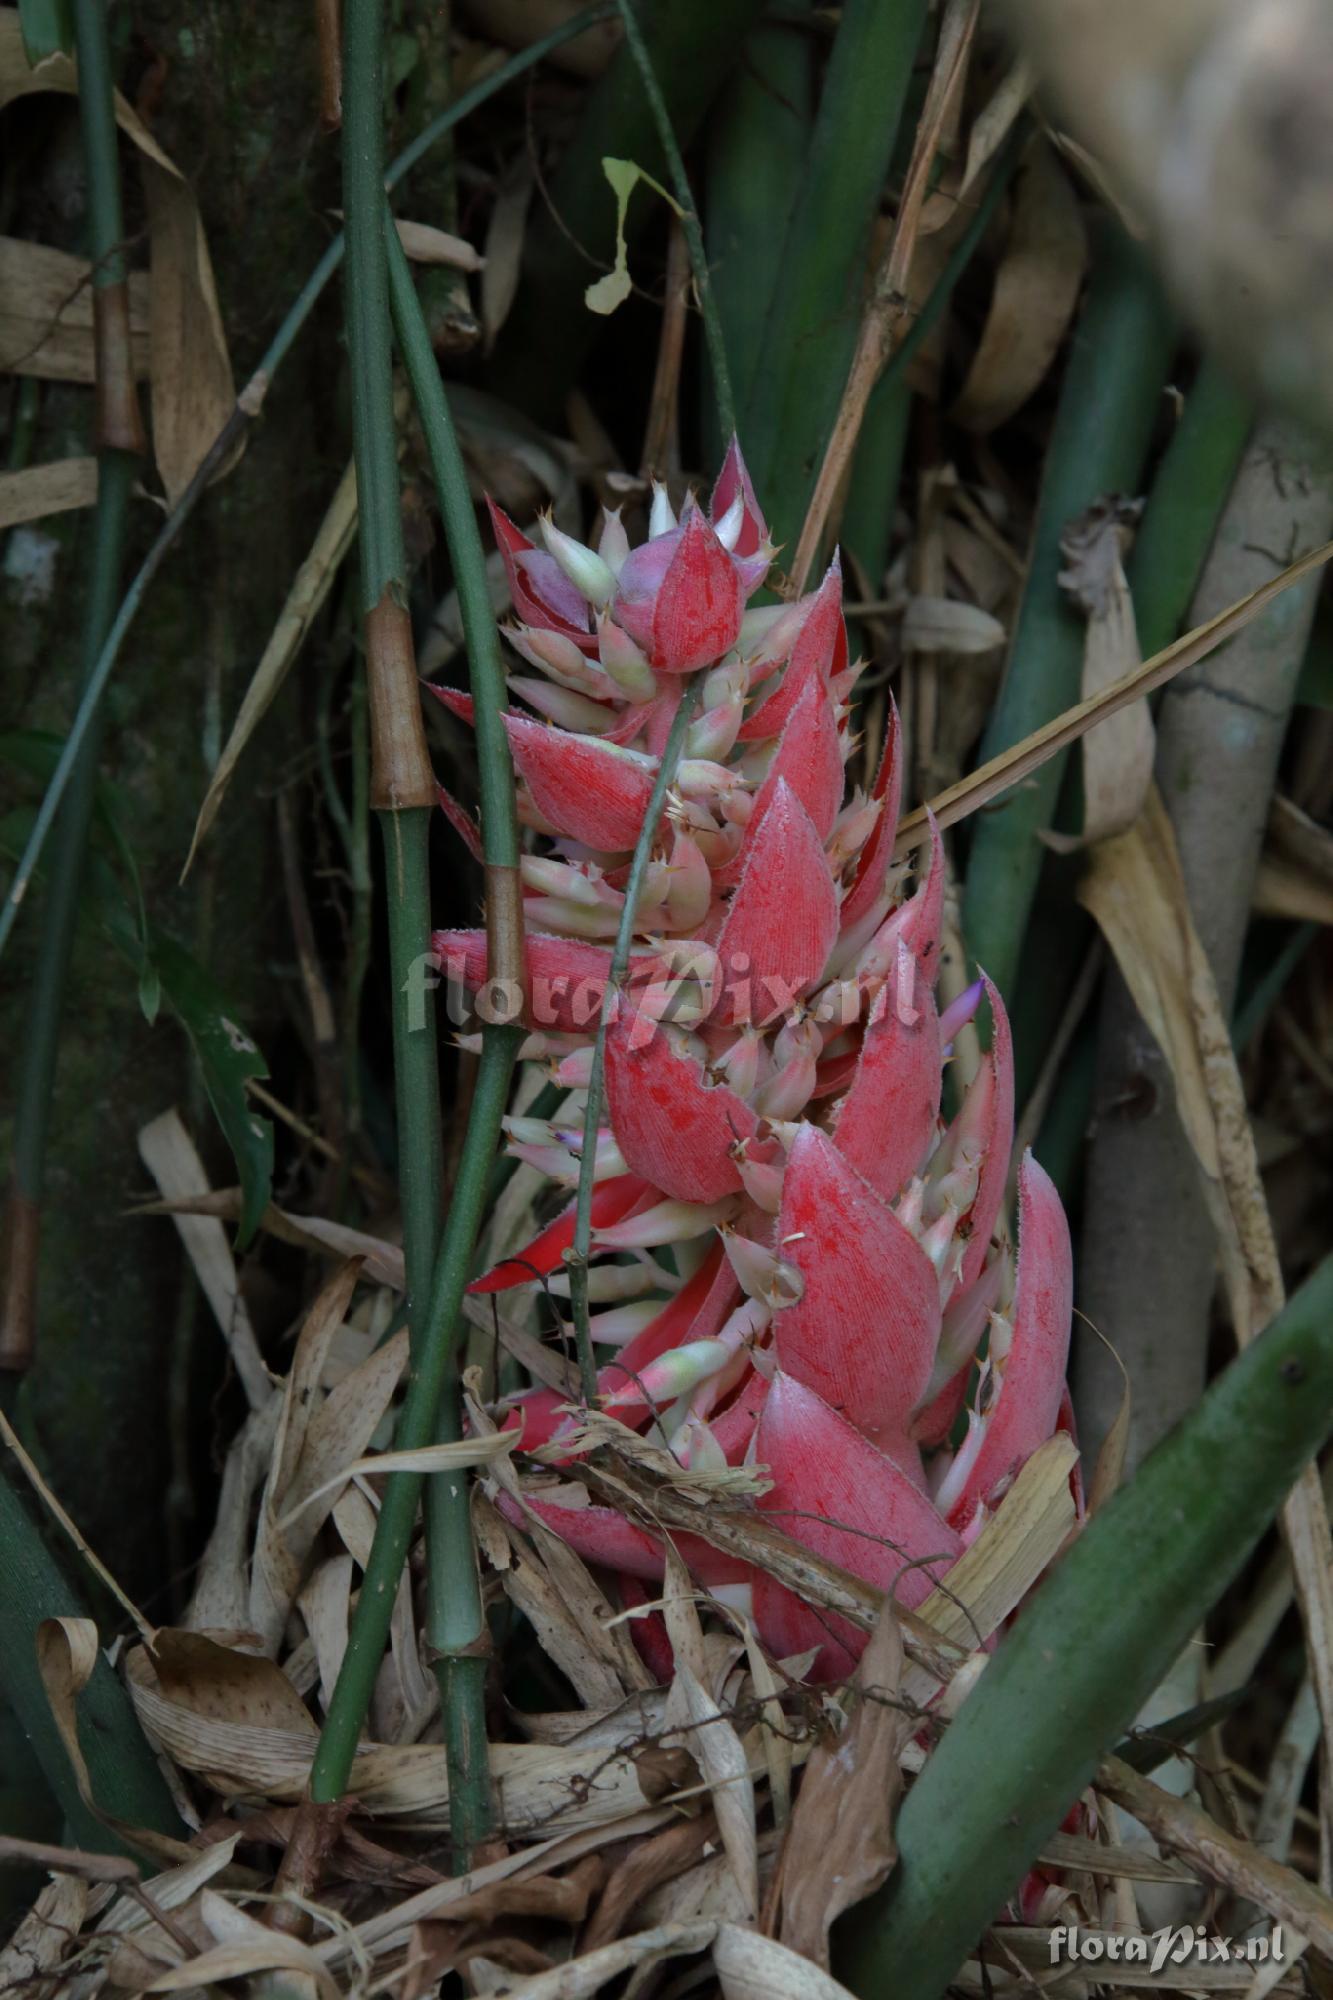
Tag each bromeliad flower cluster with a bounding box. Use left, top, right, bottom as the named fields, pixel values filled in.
left=434, top=440, right=1076, bottom=1680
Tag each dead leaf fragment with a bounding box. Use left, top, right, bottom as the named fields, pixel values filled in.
left=778, top=1608, right=911, bottom=1967
left=0, top=457, right=99, bottom=530
left=1045, top=495, right=1154, bottom=849
left=715, top=1923, right=860, bottom=2000
left=0, top=14, right=235, bottom=501
left=0, top=237, right=151, bottom=381
left=952, top=138, right=1088, bottom=432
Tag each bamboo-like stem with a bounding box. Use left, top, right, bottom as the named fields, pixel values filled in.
left=959, top=223, right=1173, bottom=998
left=0, top=3, right=615, bottom=968
left=616, top=0, right=734, bottom=442
left=384, top=214, right=524, bottom=1864
left=2, top=0, right=145, bottom=1376
left=566, top=678, right=705, bottom=1401
left=309, top=1034, right=518, bottom=1805
left=305, top=0, right=448, bottom=1822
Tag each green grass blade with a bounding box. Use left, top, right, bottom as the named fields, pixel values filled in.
left=961, top=224, right=1173, bottom=999
left=741, top=0, right=929, bottom=549
left=0, top=1463, right=182, bottom=1860
left=836, top=1252, right=1333, bottom=1999
left=703, top=6, right=814, bottom=469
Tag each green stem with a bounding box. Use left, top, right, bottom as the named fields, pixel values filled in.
left=616, top=0, right=734, bottom=443
left=0, top=2, right=616, bottom=967
left=960, top=223, right=1174, bottom=999
left=1128, top=355, right=1252, bottom=655
left=567, top=677, right=705, bottom=1401
left=837, top=1252, right=1333, bottom=1999
left=381, top=812, right=444, bottom=1324
left=0, top=1460, right=182, bottom=1860
left=383, top=219, right=519, bottom=877
left=309, top=1030, right=518, bottom=1806
left=384, top=214, right=523, bottom=1865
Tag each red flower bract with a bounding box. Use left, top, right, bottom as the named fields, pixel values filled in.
left=434, top=439, right=1078, bottom=1681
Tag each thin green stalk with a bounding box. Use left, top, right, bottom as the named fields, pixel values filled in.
left=383, top=219, right=518, bottom=881
left=384, top=214, right=523, bottom=1864
left=1129, top=355, right=1252, bottom=655
left=567, top=678, right=705, bottom=1401
left=381, top=815, right=444, bottom=1327
left=961, top=223, right=1174, bottom=999
left=0, top=2, right=615, bottom=967
left=617, top=0, right=734, bottom=442
left=2, top=0, right=143, bottom=1376
left=836, top=1251, right=1333, bottom=2000
left=0, top=1460, right=182, bottom=1860
left=340, top=0, right=441, bottom=1312
left=307, top=0, right=453, bottom=1828
left=703, top=5, right=813, bottom=471
left=742, top=0, right=929, bottom=548
left=489, top=0, right=768, bottom=420
left=309, top=1033, right=519, bottom=1807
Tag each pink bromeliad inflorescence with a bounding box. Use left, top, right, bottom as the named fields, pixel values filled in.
left=433, top=440, right=1078, bottom=1682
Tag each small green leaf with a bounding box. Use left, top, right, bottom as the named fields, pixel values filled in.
left=17, top=0, right=75, bottom=64
left=149, top=931, right=273, bottom=1249
left=585, top=156, right=682, bottom=317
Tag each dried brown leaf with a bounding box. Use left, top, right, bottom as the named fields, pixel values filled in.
left=140, top=159, right=236, bottom=503
left=900, top=594, right=1007, bottom=654
left=394, top=217, right=484, bottom=271
left=1098, top=1757, right=1333, bottom=1958
left=953, top=139, right=1087, bottom=432
left=1253, top=852, right=1333, bottom=925
left=0, top=1873, right=88, bottom=1995
left=715, top=1923, right=859, bottom=2000
left=0, top=456, right=98, bottom=529
left=152, top=1629, right=318, bottom=1736
left=1045, top=496, right=1154, bottom=850
left=666, top=1657, right=758, bottom=1924
left=960, top=55, right=1034, bottom=194
left=185, top=459, right=358, bottom=871
left=778, top=1608, right=910, bottom=1967
left=0, top=237, right=150, bottom=381
left=137, top=1110, right=273, bottom=1412
left=0, top=16, right=235, bottom=501
left=35, top=1619, right=192, bottom=1866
